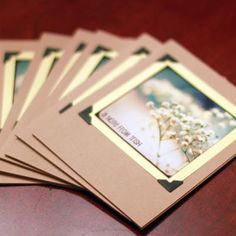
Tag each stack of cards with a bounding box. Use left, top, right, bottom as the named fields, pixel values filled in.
left=0, top=29, right=235, bottom=228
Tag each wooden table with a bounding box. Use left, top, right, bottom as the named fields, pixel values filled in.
left=0, top=0, right=235, bottom=235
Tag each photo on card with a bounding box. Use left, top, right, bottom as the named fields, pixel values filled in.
left=98, top=63, right=236, bottom=177
left=81, top=60, right=236, bottom=191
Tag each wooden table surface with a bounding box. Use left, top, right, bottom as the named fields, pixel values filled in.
left=0, top=0, right=235, bottom=235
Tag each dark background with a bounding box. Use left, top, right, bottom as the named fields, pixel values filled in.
left=0, top=0, right=235, bottom=235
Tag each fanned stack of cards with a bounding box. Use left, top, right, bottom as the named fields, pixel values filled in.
left=0, top=29, right=235, bottom=228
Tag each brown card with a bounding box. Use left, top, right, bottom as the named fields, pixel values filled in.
left=0, top=31, right=129, bottom=185
left=28, top=40, right=235, bottom=228
left=9, top=34, right=162, bottom=185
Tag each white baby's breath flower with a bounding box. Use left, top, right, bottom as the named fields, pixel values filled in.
left=159, top=120, right=165, bottom=127
left=161, top=101, right=170, bottom=108
left=179, top=130, right=188, bottom=136
left=165, top=111, right=172, bottom=119
left=182, top=124, right=191, bottom=131
left=186, top=148, right=194, bottom=159
left=178, top=113, right=186, bottom=119
left=193, top=119, right=200, bottom=125
left=195, top=129, right=205, bottom=135
left=191, top=141, right=200, bottom=148
left=183, top=136, right=192, bottom=143
left=201, top=122, right=207, bottom=128
left=181, top=141, right=189, bottom=149
left=175, top=104, right=184, bottom=112
left=172, top=109, right=180, bottom=116
left=211, top=108, right=220, bottom=115
left=158, top=107, right=166, bottom=115
left=176, top=137, right=181, bottom=144
left=198, top=137, right=206, bottom=143
left=146, top=101, right=155, bottom=109
left=195, top=149, right=203, bottom=155
left=206, top=130, right=215, bottom=137
left=166, top=131, right=176, bottom=139
left=170, top=117, right=179, bottom=126
left=216, top=112, right=224, bottom=119
left=181, top=116, right=190, bottom=123
left=193, top=135, right=202, bottom=141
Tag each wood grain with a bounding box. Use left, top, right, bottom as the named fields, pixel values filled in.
left=0, top=0, right=235, bottom=235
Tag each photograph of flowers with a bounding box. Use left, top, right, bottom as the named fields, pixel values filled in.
left=99, top=66, right=236, bottom=177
